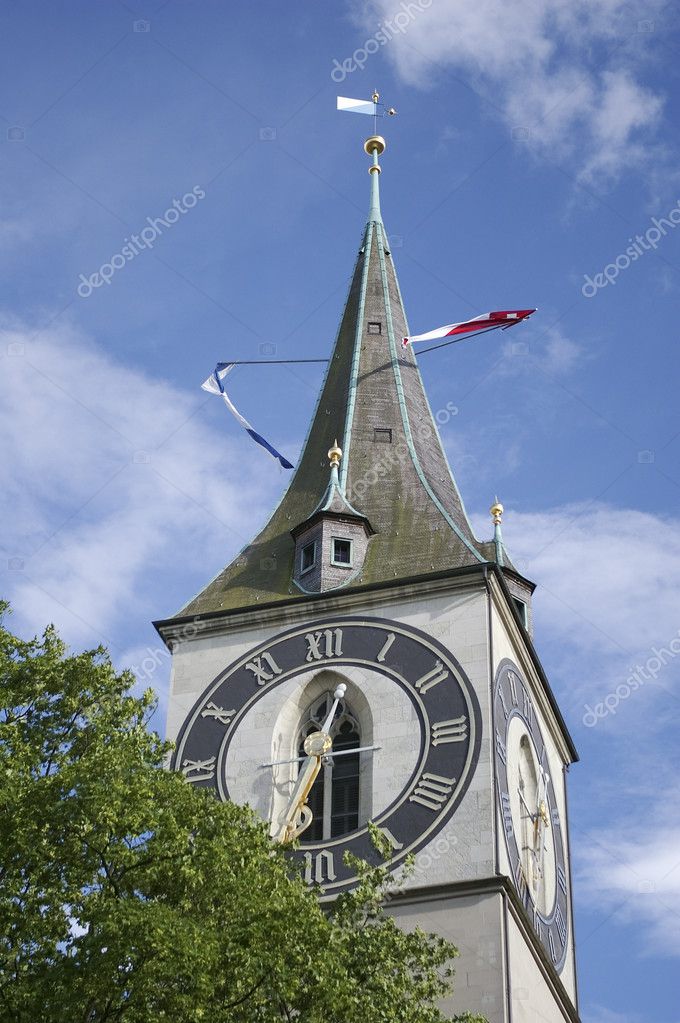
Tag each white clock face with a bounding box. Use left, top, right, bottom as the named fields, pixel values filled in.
left=494, top=659, right=569, bottom=972
left=505, top=717, right=556, bottom=916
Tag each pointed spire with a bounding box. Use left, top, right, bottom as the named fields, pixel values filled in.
left=177, top=131, right=494, bottom=616
left=313, top=439, right=365, bottom=519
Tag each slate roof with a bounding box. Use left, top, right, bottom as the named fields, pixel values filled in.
left=177, top=149, right=511, bottom=617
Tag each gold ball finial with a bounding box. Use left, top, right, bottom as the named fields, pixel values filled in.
left=328, top=439, right=342, bottom=469
left=364, top=134, right=386, bottom=156
left=490, top=499, right=504, bottom=525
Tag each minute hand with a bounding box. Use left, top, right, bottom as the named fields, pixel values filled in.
left=262, top=744, right=380, bottom=768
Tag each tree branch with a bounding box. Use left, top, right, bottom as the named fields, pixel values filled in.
left=222, top=971, right=271, bottom=1009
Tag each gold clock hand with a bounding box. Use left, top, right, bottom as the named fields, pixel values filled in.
left=273, top=752, right=323, bottom=845
left=271, top=684, right=347, bottom=845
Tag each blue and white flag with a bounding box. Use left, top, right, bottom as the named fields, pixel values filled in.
left=201, top=363, right=294, bottom=469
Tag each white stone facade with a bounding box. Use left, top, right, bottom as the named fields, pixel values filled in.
left=163, top=567, right=579, bottom=1023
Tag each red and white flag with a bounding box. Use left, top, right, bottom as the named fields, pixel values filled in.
left=402, top=309, right=536, bottom=348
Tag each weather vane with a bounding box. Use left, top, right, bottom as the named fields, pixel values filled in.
left=337, top=90, right=396, bottom=135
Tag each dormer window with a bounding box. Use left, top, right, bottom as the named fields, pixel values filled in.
left=300, top=540, right=317, bottom=575
left=513, top=597, right=528, bottom=629
left=331, top=537, right=352, bottom=567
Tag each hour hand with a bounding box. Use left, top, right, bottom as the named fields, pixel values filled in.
left=272, top=753, right=322, bottom=845
left=271, top=685, right=349, bottom=844
left=272, top=729, right=334, bottom=844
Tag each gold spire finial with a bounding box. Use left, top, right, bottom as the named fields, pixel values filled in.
left=328, top=439, right=342, bottom=469
left=364, top=135, right=386, bottom=157
left=490, top=498, right=504, bottom=525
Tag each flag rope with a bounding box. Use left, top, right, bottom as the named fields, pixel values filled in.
left=415, top=325, right=506, bottom=355
left=218, top=358, right=329, bottom=365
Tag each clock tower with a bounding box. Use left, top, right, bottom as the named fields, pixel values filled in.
left=155, top=133, right=580, bottom=1023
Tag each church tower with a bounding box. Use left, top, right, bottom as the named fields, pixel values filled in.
left=156, top=131, right=580, bottom=1023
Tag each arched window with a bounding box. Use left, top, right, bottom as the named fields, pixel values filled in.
left=296, top=691, right=361, bottom=843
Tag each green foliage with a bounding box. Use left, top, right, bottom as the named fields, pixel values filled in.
left=0, top=603, right=485, bottom=1022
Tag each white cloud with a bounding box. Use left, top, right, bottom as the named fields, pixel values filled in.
left=467, top=501, right=680, bottom=727
left=0, top=317, right=288, bottom=650
left=497, top=324, right=584, bottom=377
left=507, top=503, right=680, bottom=660
left=470, top=500, right=680, bottom=955
left=579, top=827, right=680, bottom=957
left=355, top=0, right=665, bottom=183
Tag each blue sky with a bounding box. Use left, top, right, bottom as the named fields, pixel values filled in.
left=1, top=1, right=679, bottom=1020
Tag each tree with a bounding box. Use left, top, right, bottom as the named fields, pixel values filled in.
left=0, top=604, right=486, bottom=1023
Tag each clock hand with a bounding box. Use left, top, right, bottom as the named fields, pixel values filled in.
left=272, top=684, right=347, bottom=845
left=518, top=790, right=537, bottom=820
left=530, top=766, right=551, bottom=897
left=261, top=744, right=381, bottom=768
left=533, top=767, right=551, bottom=842
left=273, top=752, right=323, bottom=845
left=320, top=683, right=347, bottom=731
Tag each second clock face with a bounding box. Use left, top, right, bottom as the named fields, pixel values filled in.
left=494, top=659, right=569, bottom=972
left=172, top=615, right=482, bottom=895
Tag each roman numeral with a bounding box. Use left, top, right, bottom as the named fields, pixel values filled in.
left=181, top=756, right=216, bottom=782
left=495, top=729, right=507, bottom=765
left=413, top=660, right=448, bottom=695
left=376, top=632, right=395, bottom=663
left=245, top=651, right=283, bottom=686
left=557, top=865, right=568, bottom=894
left=521, top=686, right=533, bottom=727
left=431, top=716, right=467, bottom=745
left=500, top=791, right=514, bottom=837
left=376, top=826, right=403, bottom=853
left=303, top=849, right=336, bottom=886
left=305, top=628, right=343, bottom=662
left=498, top=688, right=510, bottom=720
left=555, top=905, right=567, bottom=945
left=548, top=929, right=557, bottom=963
left=200, top=702, right=235, bottom=726
left=508, top=670, right=519, bottom=705
left=409, top=772, right=456, bottom=811
left=515, top=860, right=529, bottom=906
left=532, top=906, right=542, bottom=941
